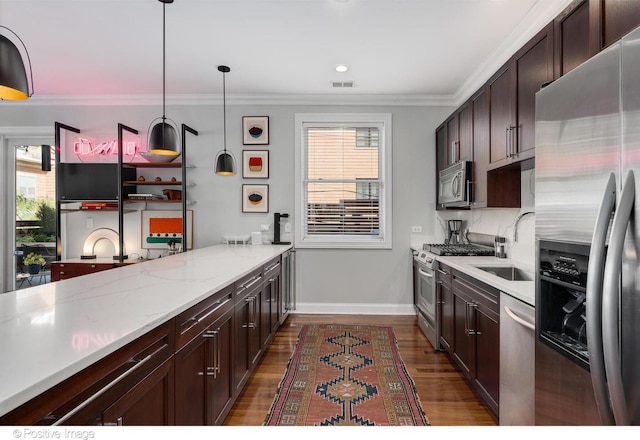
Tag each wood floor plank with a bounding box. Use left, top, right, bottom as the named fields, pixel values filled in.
left=223, top=313, right=497, bottom=426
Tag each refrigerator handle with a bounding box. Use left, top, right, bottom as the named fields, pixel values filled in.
left=586, top=172, right=617, bottom=425
left=602, top=170, right=635, bottom=426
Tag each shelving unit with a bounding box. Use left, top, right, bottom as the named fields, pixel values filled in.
left=116, top=123, right=198, bottom=261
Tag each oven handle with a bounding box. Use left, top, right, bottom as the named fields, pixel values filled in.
left=586, top=172, right=616, bottom=425
left=418, top=268, right=433, bottom=278
left=602, top=170, right=635, bottom=426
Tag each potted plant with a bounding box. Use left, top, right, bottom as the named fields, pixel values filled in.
left=23, top=252, right=45, bottom=274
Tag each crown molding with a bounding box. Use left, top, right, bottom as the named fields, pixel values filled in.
left=0, top=93, right=457, bottom=107
left=454, top=0, right=575, bottom=106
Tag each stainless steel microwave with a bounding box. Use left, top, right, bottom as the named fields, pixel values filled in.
left=438, top=161, right=471, bottom=208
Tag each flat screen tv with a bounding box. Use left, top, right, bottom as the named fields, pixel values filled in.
left=58, top=163, right=135, bottom=201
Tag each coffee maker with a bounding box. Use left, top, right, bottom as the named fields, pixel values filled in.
left=446, top=220, right=464, bottom=244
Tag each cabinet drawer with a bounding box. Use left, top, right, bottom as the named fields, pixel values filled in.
left=235, top=267, right=263, bottom=300
left=264, top=257, right=281, bottom=280
left=175, top=285, right=234, bottom=351
left=452, top=271, right=499, bottom=315
left=0, top=320, right=175, bottom=425
left=51, top=262, right=114, bottom=281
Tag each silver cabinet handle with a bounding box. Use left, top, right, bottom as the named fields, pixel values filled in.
left=505, top=126, right=510, bottom=159
left=587, top=173, right=617, bottom=425
left=53, top=354, right=153, bottom=425
left=503, top=305, right=534, bottom=331
left=602, top=170, right=635, bottom=425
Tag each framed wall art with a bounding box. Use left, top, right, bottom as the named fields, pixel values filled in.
left=242, top=184, right=269, bottom=213
left=141, top=210, right=193, bottom=249
left=242, top=150, right=269, bottom=179
left=243, top=116, right=269, bottom=145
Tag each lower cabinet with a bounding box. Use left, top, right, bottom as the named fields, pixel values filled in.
left=437, top=263, right=454, bottom=353
left=233, top=268, right=264, bottom=395
left=174, top=285, right=235, bottom=425
left=0, top=254, right=287, bottom=426
left=450, top=270, right=500, bottom=418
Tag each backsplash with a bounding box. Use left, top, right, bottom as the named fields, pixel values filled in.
left=434, top=169, right=536, bottom=265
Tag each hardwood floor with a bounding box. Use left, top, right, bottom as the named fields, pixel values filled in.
left=223, top=313, right=497, bottom=426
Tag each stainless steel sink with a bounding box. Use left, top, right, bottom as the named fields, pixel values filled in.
left=475, top=266, right=535, bottom=281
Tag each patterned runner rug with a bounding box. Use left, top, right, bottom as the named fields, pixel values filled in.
left=264, top=324, right=429, bottom=426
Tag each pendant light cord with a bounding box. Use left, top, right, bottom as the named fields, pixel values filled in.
left=223, top=70, right=227, bottom=152
left=162, top=2, right=166, bottom=122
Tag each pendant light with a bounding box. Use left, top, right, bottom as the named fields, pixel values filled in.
left=215, top=65, right=236, bottom=175
left=0, top=26, right=34, bottom=100
left=147, top=0, right=179, bottom=157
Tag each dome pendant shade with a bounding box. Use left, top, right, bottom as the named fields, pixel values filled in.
left=148, top=120, right=179, bottom=155
left=0, top=33, right=31, bottom=100
left=215, top=151, right=236, bottom=175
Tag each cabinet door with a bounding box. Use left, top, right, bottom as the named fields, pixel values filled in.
left=474, top=305, right=500, bottom=415
left=260, top=282, right=273, bottom=349
left=488, top=63, right=512, bottom=168
left=446, top=115, right=458, bottom=167
left=174, top=331, right=208, bottom=425
left=233, top=298, right=251, bottom=394
left=452, top=292, right=474, bottom=379
left=457, top=101, right=473, bottom=163
left=471, top=87, right=489, bottom=208
left=435, top=124, right=447, bottom=210
left=210, top=310, right=234, bottom=425
left=513, top=23, right=554, bottom=159
left=555, top=0, right=591, bottom=78
left=102, top=357, right=174, bottom=426
left=592, top=0, right=640, bottom=51
left=438, top=266, right=454, bottom=353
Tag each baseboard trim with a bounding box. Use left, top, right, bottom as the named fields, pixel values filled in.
left=292, top=303, right=416, bottom=315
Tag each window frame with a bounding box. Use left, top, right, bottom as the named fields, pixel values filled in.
left=294, top=113, right=392, bottom=249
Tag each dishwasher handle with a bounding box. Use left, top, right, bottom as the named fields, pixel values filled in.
left=503, top=305, right=534, bottom=331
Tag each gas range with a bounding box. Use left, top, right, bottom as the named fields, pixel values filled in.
left=423, top=243, right=495, bottom=257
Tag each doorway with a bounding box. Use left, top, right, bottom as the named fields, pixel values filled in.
left=1, top=131, right=55, bottom=293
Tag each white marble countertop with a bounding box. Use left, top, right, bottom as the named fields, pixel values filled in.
left=435, top=256, right=535, bottom=307
left=410, top=244, right=535, bottom=307
left=0, top=244, right=292, bottom=417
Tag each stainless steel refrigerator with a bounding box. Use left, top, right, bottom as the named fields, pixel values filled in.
left=534, top=25, right=640, bottom=425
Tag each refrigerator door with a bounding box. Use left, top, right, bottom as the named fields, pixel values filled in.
left=535, top=44, right=620, bottom=244
left=620, top=25, right=640, bottom=425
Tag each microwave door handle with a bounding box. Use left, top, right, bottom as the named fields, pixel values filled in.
left=452, top=173, right=460, bottom=197
left=603, top=170, right=635, bottom=426
left=586, top=172, right=617, bottom=425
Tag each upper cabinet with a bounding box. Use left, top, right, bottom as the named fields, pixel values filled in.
left=590, top=0, right=640, bottom=53
left=488, top=23, right=554, bottom=171
left=555, top=0, right=591, bottom=78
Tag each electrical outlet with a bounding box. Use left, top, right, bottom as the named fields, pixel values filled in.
left=261, top=224, right=270, bottom=231
left=86, top=217, right=94, bottom=229
left=411, top=225, right=422, bottom=233
left=284, top=223, right=291, bottom=233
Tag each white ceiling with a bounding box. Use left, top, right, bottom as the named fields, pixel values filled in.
left=1, top=0, right=573, bottom=106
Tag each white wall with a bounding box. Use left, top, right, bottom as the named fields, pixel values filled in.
left=0, top=101, right=455, bottom=311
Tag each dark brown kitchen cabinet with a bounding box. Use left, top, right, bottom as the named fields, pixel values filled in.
left=233, top=268, right=263, bottom=395
left=555, top=0, right=591, bottom=78
left=590, top=0, right=640, bottom=53
left=445, top=102, right=472, bottom=167
left=174, top=285, right=234, bottom=425
left=451, top=270, right=500, bottom=418
left=435, top=124, right=447, bottom=211
left=471, top=87, right=489, bottom=208
left=437, top=263, right=454, bottom=353
left=263, top=257, right=282, bottom=343
left=0, top=321, right=175, bottom=425
left=489, top=23, right=554, bottom=170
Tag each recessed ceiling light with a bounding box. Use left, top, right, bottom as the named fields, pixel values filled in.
left=336, top=65, right=349, bottom=73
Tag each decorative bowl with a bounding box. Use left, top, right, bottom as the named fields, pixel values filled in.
left=140, top=151, right=181, bottom=163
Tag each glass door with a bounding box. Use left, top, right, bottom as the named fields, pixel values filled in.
left=14, top=144, right=56, bottom=290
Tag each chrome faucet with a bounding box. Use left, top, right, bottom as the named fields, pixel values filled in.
left=513, top=211, right=535, bottom=242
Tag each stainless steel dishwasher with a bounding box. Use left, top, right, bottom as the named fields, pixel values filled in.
left=500, top=292, right=535, bottom=425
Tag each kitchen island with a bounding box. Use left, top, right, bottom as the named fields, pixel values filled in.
left=0, top=244, right=292, bottom=423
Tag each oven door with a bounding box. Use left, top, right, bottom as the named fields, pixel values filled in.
left=414, top=258, right=440, bottom=350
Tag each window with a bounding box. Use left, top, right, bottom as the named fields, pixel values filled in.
left=294, top=113, right=392, bottom=249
